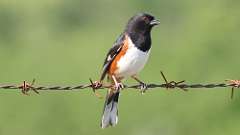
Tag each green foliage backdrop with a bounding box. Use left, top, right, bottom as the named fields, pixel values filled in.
left=0, top=0, right=240, bottom=135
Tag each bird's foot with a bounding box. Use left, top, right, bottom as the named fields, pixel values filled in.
left=139, top=82, right=148, bottom=94
left=114, top=82, right=124, bottom=92
left=91, top=81, right=102, bottom=90
left=89, top=79, right=103, bottom=99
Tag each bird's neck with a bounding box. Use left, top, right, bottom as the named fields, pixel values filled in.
left=126, top=31, right=151, bottom=52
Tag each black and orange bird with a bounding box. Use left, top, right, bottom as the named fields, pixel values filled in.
left=97, top=13, right=159, bottom=128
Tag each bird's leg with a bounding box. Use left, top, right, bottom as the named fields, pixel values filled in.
left=131, top=76, right=148, bottom=93
left=111, top=75, right=124, bottom=92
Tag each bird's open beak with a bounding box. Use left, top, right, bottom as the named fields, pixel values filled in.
left=150, top=19, right=160, bottom=26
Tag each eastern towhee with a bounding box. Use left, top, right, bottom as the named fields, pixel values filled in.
left=97, top=13, right=159, bottom=128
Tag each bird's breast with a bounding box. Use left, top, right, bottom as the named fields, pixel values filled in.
left=115, top=38, right=150, bottom=78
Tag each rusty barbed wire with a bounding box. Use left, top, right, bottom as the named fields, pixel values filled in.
left=0, top=72, right=239, bottom=98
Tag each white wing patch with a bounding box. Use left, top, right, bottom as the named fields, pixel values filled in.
left=107, top=46, right=122, bottom=61
left=107, top=55, right=112, bottom=61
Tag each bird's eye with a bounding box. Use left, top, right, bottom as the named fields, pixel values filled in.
left=142, top=16, right=149, bottom=22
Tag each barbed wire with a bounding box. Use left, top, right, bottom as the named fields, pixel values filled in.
left=0, top=72, right=239, bottom=98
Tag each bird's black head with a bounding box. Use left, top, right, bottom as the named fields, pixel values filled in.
left=125, top=13, right=160, bottom=34
left=124, top=13, right=159, bottom=52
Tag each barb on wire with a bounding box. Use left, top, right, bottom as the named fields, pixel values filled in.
left=225, top=79, right=240, bottom=99
left=160, top=71, right=187, bottom=91
left=0, top=71, right=239, bottom=98
left=18, top=79, right=39, bottom=95
left=89, top=78, right=104, bottom=99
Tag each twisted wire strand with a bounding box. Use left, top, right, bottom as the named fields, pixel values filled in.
left=0, top=83, right=232, bottom=91
left=0, top=72, right=239, bottom=93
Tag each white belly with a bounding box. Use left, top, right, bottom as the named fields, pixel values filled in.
left=116, top=39, right=150, bottom=78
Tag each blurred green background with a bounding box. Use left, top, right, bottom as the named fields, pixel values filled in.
left=0, top=0, right=240, bottom=135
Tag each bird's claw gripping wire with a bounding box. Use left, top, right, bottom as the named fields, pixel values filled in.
left=139, top=82, right=148, bottom=94
left=226, top=79, right=240, bottom=99
left=131, top=76, right=148, bottom=94
left=18, top=79, right=39, bottom=95
left=113, top=82, right=124, bottom=92
left=89, top=78, right=103, bottom=98
left=160, top=71, right=187, bottom=91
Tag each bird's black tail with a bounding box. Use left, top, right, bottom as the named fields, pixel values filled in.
left=101, top=90, right=120, bottom=128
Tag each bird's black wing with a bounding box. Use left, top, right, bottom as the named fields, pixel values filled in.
left=100, top=34, right=126, bottom=81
